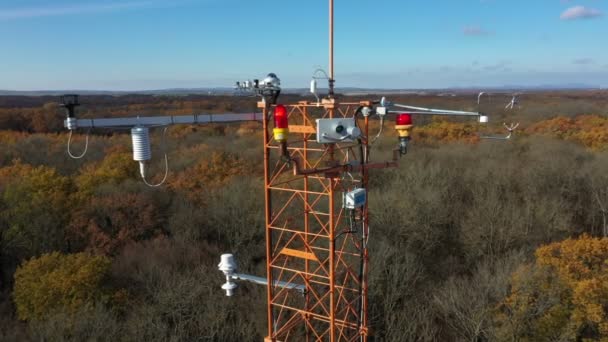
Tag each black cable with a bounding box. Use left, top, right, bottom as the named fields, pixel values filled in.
left=353, top=106, right=367, bottom=165
left=356, top=210, right=366, bottom=333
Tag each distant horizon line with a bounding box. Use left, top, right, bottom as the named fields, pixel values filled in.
left=0, top=83, right=604, bottom=95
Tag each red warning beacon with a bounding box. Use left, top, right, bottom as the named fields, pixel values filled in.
left=273, top=105, right=289, bottom=143
left=395, top=113, right=413, bottom=155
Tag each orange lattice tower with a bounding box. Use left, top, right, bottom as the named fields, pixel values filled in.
left=260, top=98, right=397, bottom=342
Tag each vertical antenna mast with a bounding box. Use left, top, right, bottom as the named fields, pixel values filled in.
left=329, top=0, right=335, bottom=96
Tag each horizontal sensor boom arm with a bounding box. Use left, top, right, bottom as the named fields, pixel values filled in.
left=65, top=113, right=264, bottom=129
left=391, top=104, right=481, bottom=116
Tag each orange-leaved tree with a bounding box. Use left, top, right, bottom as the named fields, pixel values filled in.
left=0, top=161, right=72, bottom=261
left=495, top=235, right=608, bottom=341
left=412, top=120, right=481, bottom=145
left=13, top=252, right=111, bottom=321
left=169, top=151, right=248, bottom=202
left=67, top=192, right=164, bottom=255
left=526, top=115, right=608, bottom=150
left=74, top=148, right=137, bottom=197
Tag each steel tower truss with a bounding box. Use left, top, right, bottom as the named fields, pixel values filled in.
left=262, top=99, right=384, bottom=342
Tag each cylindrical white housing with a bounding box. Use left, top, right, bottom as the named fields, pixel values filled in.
left=218, top=254, right=237, bottom=275
left=218, top=253, right=238, bottom=296
left=131, top=126, right=152, bottom=162
left=222, top=279, right=238, bottom=297
left=347, top=126, right=362, bottom=139
left=66, top=117, right=78, bottom=130
left=310, top=79, right=318, bottom=94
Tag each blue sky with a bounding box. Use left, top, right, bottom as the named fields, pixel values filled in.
left=0, top=0, right=606, bottom=90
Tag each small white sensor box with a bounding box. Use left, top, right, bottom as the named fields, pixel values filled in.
left=316, top=118, right=361, bottom=144
left=343, top=188, right=367, bottom=209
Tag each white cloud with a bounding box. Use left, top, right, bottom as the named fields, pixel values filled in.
left=482, top=61, right=512, bottom=72
left=0, top=1, right=170, bottom=20
left=560, top=6, right=603, bottom=20
left=463, top=25, right=492, bottom=36
left=573, top=58, right=595, bottom=65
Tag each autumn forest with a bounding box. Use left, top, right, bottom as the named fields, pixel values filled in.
left=1, top=91, right=608, bottom=341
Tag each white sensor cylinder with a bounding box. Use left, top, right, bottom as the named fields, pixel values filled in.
left=218, top=254, right=237, bottom=275
left=361, top=107, right=372, bottom=117
left=132, top=126, right=152, bottom=161
left=222, top=280, right=238, bottom=297
left=479, top=115, right=489, bottom=123
left=380, top=97, right=388, bottom=107
left=132, top=126, right=152, bottom=179
left=310, top=79, right=318, bottom=94
left=66, top=117, right=78, bottom=130
left=347, top=126, right=362, bottom=139
left=218, top=254, right=238, bottom=297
